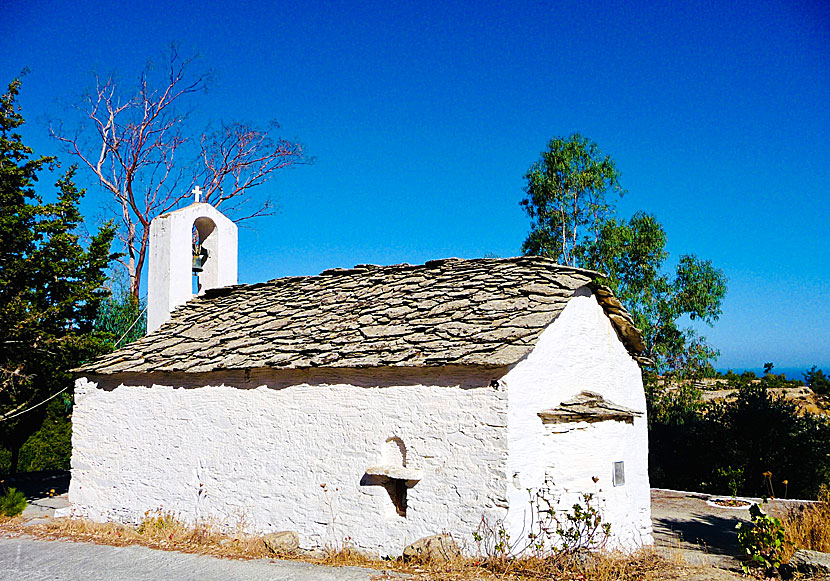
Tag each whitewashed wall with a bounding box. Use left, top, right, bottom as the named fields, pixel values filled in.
left=69, top=367, right=508, bottom=556
left=503, top=288, right=653, bottom=552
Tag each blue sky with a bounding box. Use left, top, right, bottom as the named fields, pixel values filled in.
left=2, top=0, right=828, bottom=369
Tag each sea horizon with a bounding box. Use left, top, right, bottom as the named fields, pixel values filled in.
left=715, top=365, right=828, bottom=381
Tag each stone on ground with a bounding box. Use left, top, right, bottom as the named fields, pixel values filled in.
left=262, top=531, right=299, bottom=555
left=402, top=534, right=460, bottom=562
left=789, top=549, right=830, bottom=576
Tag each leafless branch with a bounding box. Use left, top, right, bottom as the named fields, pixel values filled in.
left=50, top=48, right=303, bottom=300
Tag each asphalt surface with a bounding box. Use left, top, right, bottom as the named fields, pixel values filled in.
left=0, top=536, right=384, bottom=581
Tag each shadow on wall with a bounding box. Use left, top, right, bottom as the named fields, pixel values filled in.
left=88, top=366, right=506, bottom=392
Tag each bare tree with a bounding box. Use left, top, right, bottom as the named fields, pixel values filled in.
left=51, top=48, right=305, bottom=299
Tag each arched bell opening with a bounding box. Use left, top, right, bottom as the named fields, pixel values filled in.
left=192, top=216, right=217, bottom=295
left=147, top=201, right=237, bottom=334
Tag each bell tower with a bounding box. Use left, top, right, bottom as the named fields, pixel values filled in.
left=147, top=187, right=238, bottom=333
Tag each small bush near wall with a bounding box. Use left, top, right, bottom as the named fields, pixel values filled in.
left=0, top=399, right=72, bottom=474
left=0, top=487, right=27, bottom=516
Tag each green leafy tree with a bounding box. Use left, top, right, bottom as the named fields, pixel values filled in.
left=650, top=372, right=830, bottom=498
left=94, top=286, right=147, bottom=349
left=520, top=133, right=624, bottom=265
left=0, top=397, right=72, bottom=472
left=804, top=366, right=829, bottom=395
left=520, top=134, right=726, bottom=373
left=0, top=78, right=115, bottom=473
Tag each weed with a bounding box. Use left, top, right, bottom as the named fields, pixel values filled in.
left=781, top=485, right=830, bottom=554
left=763, top=471, right=776, bottom=499
left=473, top=480, right=611, bottom=562
left=0, top=486, right=27, bottom=517
left=736, top=501, right=788, bottom=575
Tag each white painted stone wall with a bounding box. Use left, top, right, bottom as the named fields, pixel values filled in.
left=147, top=203, right=238, bottom=333
left=503, top=287, right=653, bottom=552
left=69, top=368, right=508, bottom=556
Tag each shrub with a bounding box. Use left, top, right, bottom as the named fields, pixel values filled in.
left=0, top=398, right=72, bottom=473
left=0, top=487, right=27, bottom=517
left=473, top=482, right=611, bottom=560
left=736, top=502, right=788, bottom=575
left=804, top=366, right=830, bottom=395
left=649, top=370, right=830, bottom=499
left=550, top=493, right=611, bottom=554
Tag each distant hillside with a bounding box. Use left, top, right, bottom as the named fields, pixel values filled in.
left=665, top=379, right=830, bottom=416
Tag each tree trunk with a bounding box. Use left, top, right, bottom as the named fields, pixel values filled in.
left=131, top=227, right=150, bottom=302
left=9, top=446, right=19, bottom=475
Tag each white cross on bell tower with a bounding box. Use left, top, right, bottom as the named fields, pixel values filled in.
left=193, top=185, right=203, bottom=203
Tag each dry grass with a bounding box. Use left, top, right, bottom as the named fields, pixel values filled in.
left=0, top=513, right=686, bottom=580
left=409, top=549, right=679, bottom=580
left=0, top=511, right=273, bottom=560
left=782, top=486, right=830, bottom=554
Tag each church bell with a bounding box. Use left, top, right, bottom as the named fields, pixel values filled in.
left=192, top=243, right=208, bottom=273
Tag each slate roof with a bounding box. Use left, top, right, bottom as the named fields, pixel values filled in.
left=79, top=256, right=646, bottom=375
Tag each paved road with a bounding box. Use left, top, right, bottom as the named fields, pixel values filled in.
left=0, top=537, right=385, bottom=581
left=649, top=488, right=809, bottom=577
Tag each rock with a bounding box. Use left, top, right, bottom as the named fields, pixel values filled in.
left=262, top=531, right=300, bottom=555
left=302, top=547, right=328, bottom=559
left=402, top=534, right=460, bottom=562
left=22, top=517, right=54, bottom=527
left=789, top=549, right=830, bottom=575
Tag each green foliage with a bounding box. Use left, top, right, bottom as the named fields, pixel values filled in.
left=520, top=133, right=624, bottom=266
left=520, top=135, right=726, bottom=374
left=0, top=486, right=27, bottom=517
left=649, top=371, right=830, bottom=499
left=0, top=398, right=72, bottom=473
left=553, top=493, right=612, bottom=554
left=736, top=502, right=788, bottom=574
left=583, top=213, right=726, bottom=375
left=804, top=366, right=830, bottom=395
left=716, top=466, right=743, bottom=498
left=94, top=289, right=146, bottom=348
left=0, top=77, right=115, bottom=473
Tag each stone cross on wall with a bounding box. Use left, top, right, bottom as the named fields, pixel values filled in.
left=193, top=185, right=202, bottom=203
